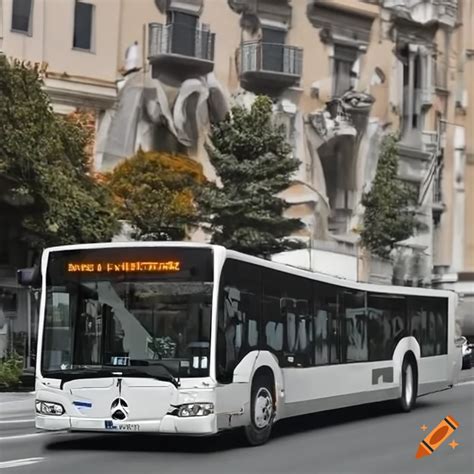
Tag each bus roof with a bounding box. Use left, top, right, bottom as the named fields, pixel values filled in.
left=42, top=242, right=454, bottom=298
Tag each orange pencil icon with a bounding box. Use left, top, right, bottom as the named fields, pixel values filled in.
left=416, top=415, right=459, bottom=459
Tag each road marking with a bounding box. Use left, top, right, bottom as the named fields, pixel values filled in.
left=0, top=433, right=49, bottom=442
left=457, top=380, right=474, bottom=386
left=0, top=458, right=43, bottom=469
left=0, top=419, right=35, bottom=424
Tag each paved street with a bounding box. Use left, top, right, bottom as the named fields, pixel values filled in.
left=0, top=374, right=473, bottom=474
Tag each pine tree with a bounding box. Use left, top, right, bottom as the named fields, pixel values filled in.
left=360, top=134, right=418, bottom=259
left=199, top=96, right=304, bottom=257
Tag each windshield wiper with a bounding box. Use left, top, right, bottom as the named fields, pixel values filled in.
left=44, top=368, right=118, bottom=389
left=45, top=366, right=180, bottom=389
left=121, top=366, right=180, bottom=388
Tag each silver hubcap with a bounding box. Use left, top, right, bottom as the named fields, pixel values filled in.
left=254, top=387, right=273, bottom=429
left=404, top=365, right=413, bottom=405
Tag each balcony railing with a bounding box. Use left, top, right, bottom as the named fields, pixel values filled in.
left=240, top=41, right=303, bottom=77
left=148, top=22, right=215, bottom=62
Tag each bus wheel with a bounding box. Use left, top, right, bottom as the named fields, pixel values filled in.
left=398, top=357, right=417, bottom=412
left=243, top=376, right=275, bottom=446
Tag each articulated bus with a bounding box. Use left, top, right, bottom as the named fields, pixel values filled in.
left=30, top=242, right=463, bottom=445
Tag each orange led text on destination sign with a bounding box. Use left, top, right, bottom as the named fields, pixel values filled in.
left=67, top=261, right=181, bottom=273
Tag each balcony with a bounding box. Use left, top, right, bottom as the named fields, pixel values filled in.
left=239, top=41, right=303, bottom=94
left=148, top=22, right=215, bottom=78
left=383, top=0, right=458, bottom=28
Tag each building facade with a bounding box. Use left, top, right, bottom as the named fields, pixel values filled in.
left=0, top=0, right=473, bottom=366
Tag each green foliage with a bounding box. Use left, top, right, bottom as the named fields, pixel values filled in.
left=0, top=57, right=118, bottom=249
left=360, top=134, right=418, bottom=259
left=0, top=353, right=23, bottom=388
left=199, top=95, right=304, bottom=257
left=106, top=149, right=206, bottom=241
left=148, top=336, right=177, bottom=359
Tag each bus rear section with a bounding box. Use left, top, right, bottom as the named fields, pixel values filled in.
left=212, top=255, right=462, bottom=444
left=35, top=244, right=219, bottom=435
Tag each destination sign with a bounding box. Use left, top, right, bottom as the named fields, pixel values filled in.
left=67, top=261, right=181, bottom=273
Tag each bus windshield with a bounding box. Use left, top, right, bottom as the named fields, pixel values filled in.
left=42, top=247, right=213, bottom=379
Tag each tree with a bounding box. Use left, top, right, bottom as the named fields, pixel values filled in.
left=198, top=96, right=304, bottom=257
left=0, top=57, right=118, bottom=249
left=360, top=134, right=418, bottom=259
left=106, top=149, right=206, bottom=240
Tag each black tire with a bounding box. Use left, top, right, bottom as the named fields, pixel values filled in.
left=398, top=357, right=417, bottom=412
left=243, top=375, right=275, bottom=446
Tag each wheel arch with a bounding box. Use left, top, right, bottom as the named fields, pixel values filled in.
left=393, top=336, right=420, bottom=390
left=252, top=352, right=284, bottom=421
left=402, top=350, right=419, bottom=389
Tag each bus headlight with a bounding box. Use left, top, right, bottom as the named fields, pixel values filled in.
left=173, top=403, right=214, bottom=417
left=35, top=400, right=65, bottom=416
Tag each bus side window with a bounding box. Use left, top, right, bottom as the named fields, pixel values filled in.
left=408, top=296, right=447, bottom=357
left=263, top=272, right=313, bottom=367
left=216, top=260, right=260, bottom=383
left=295, top=299, right=310, bottom=356
left=281, top=298, right=296, bottom=353
left=313, top=309, right=329, bottom=365
left=408, top=297, right=422, bottom=345
left=262, top=269, right=284, bottom=360
left=282, top=296, right=311, bottom=366
left=342, top=290, right=367, bottom=363
left=314, top=282, right=340, bottom=365
left=434, top=299, right=448, bottom=355
left=367, top=294, right=406, bottom=361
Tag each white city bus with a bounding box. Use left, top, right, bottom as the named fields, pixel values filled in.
left=30, top=242, right=462, bottom=445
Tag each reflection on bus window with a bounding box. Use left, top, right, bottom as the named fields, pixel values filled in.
left=408, top=296, right=447, bottom=357
left=217, top=260, right=260, bottom=382
left=344, top=290, right=367, bottom=362
left=367, top=294, right=406, bottom=360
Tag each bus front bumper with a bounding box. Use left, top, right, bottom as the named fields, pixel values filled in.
left=36, top=414, right=217, bottom=435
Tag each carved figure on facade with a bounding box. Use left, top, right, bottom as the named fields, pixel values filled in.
left=96, top=70, right=229, bottom=173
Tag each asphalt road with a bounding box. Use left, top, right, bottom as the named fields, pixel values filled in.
left=1, top=375, right=473, bottom=474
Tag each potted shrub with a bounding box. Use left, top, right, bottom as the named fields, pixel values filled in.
left=0, top=353, right=24, bottom=391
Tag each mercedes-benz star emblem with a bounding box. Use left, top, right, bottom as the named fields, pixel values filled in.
left=111, top=398, right=129, bottom=420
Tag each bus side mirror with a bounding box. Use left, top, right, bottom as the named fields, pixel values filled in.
left=454, top=336, right=467, bottom=348
left=17, top=266, right=42, bottom=288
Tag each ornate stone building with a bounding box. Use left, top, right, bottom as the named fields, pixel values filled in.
left=1, top=0, right=473, bottom=344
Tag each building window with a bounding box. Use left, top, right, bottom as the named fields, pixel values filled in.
left=398, top=43, right=431, bottom=140
left=333, top=44, right=358, bottom=97
left=261, top=27, right=286, bottom=73
left=73, top=1, right=94, bottom=51
left=11, top=0, right=33, bottom=34
left=433, top=153, right=443, bottom=204
left=166, top=10, right=198, bottom=57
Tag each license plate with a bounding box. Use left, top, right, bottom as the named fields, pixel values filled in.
left=118, top=423, right=140, bottom=432
left=104, top=421, right=140, bottom=431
